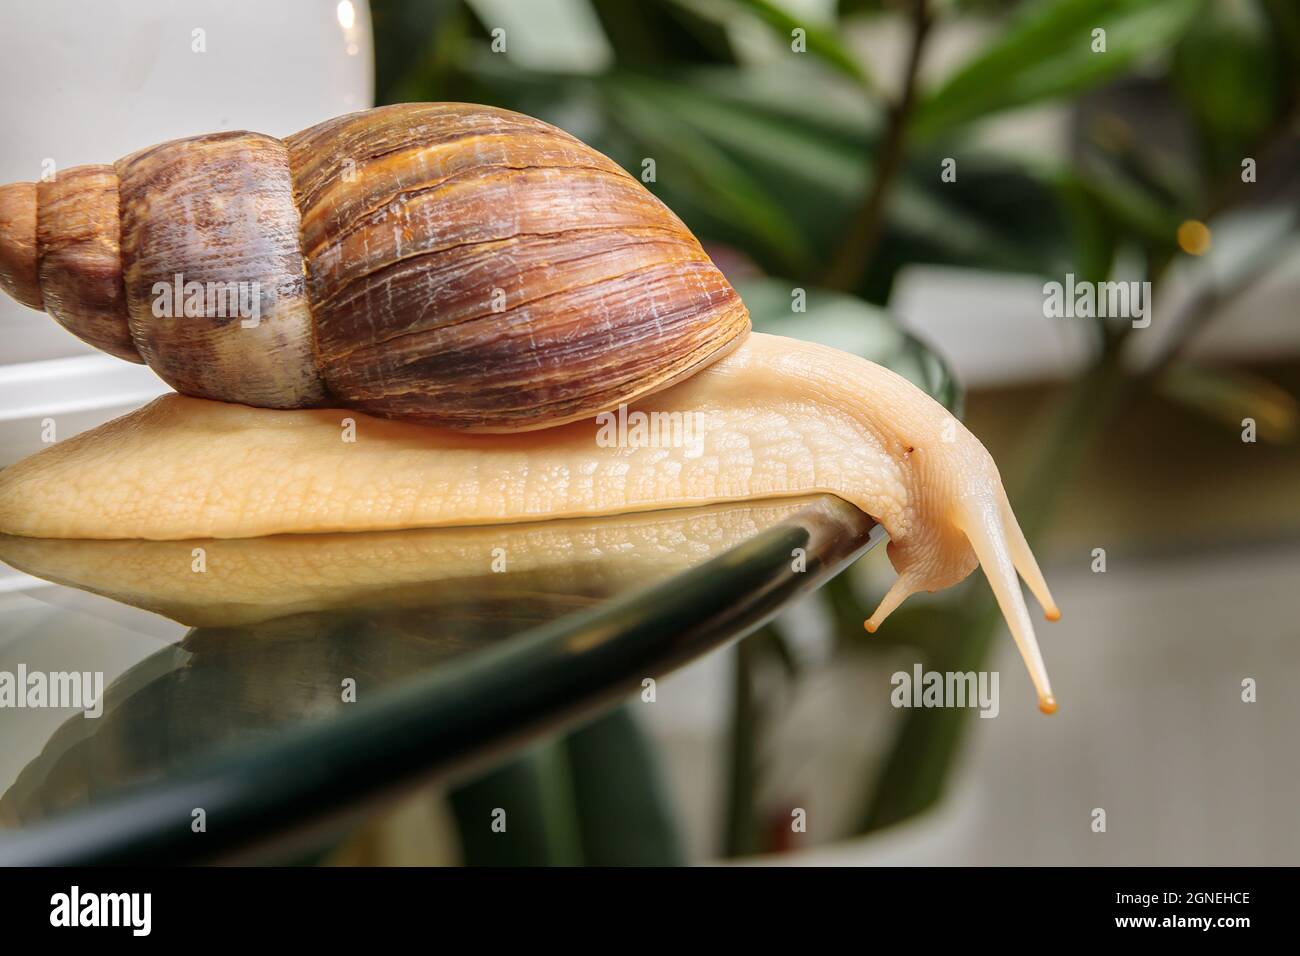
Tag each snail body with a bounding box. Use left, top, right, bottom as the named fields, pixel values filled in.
left=0, top=104, right=748, bottom=430
left=0, top=103, right=1062, bottom=711
left=0, top=334, right=1061, bottom=712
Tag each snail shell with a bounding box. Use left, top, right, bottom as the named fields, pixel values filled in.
left=0, top=103, right=750, bottom=431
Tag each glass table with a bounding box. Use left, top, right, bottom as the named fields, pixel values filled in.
left=0, top=280, right=955, bottom=864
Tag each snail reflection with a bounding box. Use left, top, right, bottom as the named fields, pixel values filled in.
left=0, top=497, right=858, bottom=825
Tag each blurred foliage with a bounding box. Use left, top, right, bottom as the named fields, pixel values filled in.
left=449, top=707, right=684, bottom=865
left=368, top=0, right=1300, bottom=861
left=913, top=0, right=1203, bottom=137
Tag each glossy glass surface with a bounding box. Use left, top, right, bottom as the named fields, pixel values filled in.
left=0, top=498, right=879, bottom=863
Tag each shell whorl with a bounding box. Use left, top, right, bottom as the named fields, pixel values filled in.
left=0, top=103, right=750, bottom=430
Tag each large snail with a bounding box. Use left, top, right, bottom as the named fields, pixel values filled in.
left=0, top=104, right=1061, bottom=711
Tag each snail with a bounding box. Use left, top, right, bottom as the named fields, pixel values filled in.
left=0, top=103, right=1060, bottom=711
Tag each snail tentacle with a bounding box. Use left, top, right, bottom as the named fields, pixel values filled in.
left=952, top=491, right=1057, bottom=713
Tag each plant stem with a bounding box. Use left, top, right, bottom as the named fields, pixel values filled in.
left=722, top=634, right=762, bottom=857
left=820, top=0, right=932, bottom=291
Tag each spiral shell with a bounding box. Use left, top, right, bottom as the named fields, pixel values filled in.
left=0, top=104, right=750, bottom=431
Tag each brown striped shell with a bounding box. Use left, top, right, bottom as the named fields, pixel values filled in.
left=0, top=103, right=750, bottom=431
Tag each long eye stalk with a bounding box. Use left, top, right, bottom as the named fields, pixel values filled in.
left=956, top=494, right=1060, bottom=714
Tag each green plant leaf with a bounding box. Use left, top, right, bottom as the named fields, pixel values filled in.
left=598, top=78, right=818, bottom=274
left=591, top=0, right=737, bottom=65
left=837, top=0, right=886, bottom=16
left=373, top=0, right=473, bottom=103
left=1158, top=365, right=1299, bottom=444
left=1047, top=163, right=1184, bottom=252
left=915, top=0, right=1204, bottom=137
left=449, top=707, right=686, bottom=865
left=723, top=633, right=763, bottom=857
left=448, top=738, right=584, bottom=866
left=1172, top=0, right=1282, bottom=178
left=1053, top=176, right=1118, bottom=312
left=606, top=72, right=1074, bottom=284
left=672, top=0, right=875, bottom=89
left=564, top=707, right=687, bottom=865
left=458, top=58, right=1081, bottom=289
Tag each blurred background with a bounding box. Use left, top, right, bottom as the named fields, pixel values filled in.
left=2, top=0, right=1298, bottom=864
